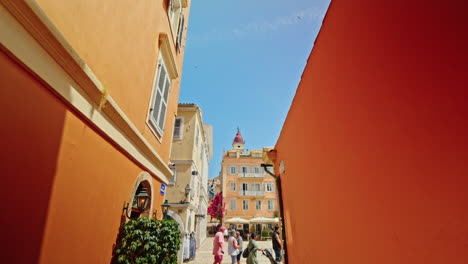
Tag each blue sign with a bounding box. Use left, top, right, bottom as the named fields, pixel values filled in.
left=160, top=183, right=166, bottom=195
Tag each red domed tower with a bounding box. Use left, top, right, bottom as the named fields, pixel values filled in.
left=232, top=128, right=245, bottom=150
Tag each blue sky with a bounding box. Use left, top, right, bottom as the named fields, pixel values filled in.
left=179, top=0, right=331, bottom=178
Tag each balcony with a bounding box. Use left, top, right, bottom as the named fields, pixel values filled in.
left=238, top=172, right=264, bottom=178
left=239, top=190, right=265, bottom=196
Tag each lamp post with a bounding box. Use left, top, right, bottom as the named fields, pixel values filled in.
left=161, top=199, right=170, bottom=219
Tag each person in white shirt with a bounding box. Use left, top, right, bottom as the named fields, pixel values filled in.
left=227, top=230, right=240, bottom=264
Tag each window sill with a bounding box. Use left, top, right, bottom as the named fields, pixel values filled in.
left=146, top=120, right=163, bottom=144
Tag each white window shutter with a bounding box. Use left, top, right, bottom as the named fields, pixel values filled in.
left=176, top=13, right=185, bottom=52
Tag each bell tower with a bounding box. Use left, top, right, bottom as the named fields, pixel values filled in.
left=232, top=128, right=245, bottom=150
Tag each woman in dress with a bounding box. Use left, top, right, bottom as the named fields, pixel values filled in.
left=246, top=232, right=263, bottom=264
left=227, top=230, right=240, bottom=264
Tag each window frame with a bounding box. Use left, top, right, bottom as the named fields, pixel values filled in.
left=229, top=166, right=236, bottom=174
left=230, top=182, right=236, bottom=192
left=255, top=200, right=262, bottom=210
left=173, top=117, right=184, bottom=139
left=242, top=200, right=249, bottom=210
left=268, top=200, right=274, bottom=210
left=265, top=183, right=275, bottom=192
left=230, top=199, right=236, bottom=210
left=175, top=12, right=185, bottom=52
left=147, top=55, right=171, bottom=138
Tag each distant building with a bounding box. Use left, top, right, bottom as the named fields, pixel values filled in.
left=221, top=130, right=278, bottom=235
left=165, top=103, right=212, bottom=261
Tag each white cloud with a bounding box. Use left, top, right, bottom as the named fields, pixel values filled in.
left=189, top=8, right=326, bottom=45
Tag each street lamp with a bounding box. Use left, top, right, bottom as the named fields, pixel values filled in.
left=161, top=199, right=170, bottom=218
left=122, top=188, right=150, bottom=219
left=135, top=188, right=150, bottom=211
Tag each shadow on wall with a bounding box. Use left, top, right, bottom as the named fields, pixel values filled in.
left=0, top=49, right=69, bottom=263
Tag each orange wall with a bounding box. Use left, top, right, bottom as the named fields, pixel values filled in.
left=34, top=0, right=191, bottom=163
left=274, top=0, right=468, bottom=263
left=0, top=50, right=164, bottom=263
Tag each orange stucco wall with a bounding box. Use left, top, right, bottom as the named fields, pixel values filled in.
left=34, top=0, right=191, bottom=163
left=274, top=0, right=468, bottom=263
left=0, top=50, right=164, bottom=263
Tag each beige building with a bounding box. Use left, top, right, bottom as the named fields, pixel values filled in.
left=221, top=130, right=278, bottom=236
left=165, top=103, right=212, bottom=260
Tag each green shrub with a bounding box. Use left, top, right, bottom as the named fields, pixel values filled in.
left=261, top=231, right=270, bottom=238
left=113, top=217, right=181, bottom=264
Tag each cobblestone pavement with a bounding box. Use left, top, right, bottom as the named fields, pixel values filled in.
left=188, top=236, right=281, bottom=264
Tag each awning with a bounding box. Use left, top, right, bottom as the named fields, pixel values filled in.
left=249, top=217, right=279, bottom=223
left=224, top=217, right=250, bottom=224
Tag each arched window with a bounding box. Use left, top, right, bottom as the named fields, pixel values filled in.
left=127, top=173, right=154, bottom=221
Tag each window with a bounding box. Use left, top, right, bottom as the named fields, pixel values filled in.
left=229, top=167, right=236, bottom=174
left=230, top=182, right=236, bottom=191
left=252, top=183, right=261, bottom=191
left=255, top=200, right=262, bottom=210
left=265, top=183, right=275, bottom=192
left=168, top=0, right=182, bottom=32
left=167, top=0, right=186, bottom=52
left=254, top=167, right=261, bottom=174
left=265, top=166, right=274, bottom=174
left=242, top=167, right=248, bottom=173
left=230, top=199, right=236, bottom=210
left=173, top=117, right=183, bottom=139
left=268, top=200, right=274, bottom=210
left=149, top=56, right=171, bottom=136
left=176, top=13, right=185, bottom=52
left=241, top=183, right=248, bottom=191
left=243, top=200, right=249, bottom=210
left=230, top=152, right=236, bottom=157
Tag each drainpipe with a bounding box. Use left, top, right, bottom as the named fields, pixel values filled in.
left=261, top=163, right=288, bottom=264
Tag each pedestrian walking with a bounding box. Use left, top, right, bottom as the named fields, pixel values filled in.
left=228, top=230, right=240, bottom=264
left=246, top=233, right=263, bottom=264
left=235, top=231, right=243, bottom=264
left=271, top=226, right=282, bottom=262
left=213, top=226, right=226, bottom=264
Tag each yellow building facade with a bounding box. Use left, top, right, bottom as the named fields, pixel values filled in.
left=165, top=103, right=213, bottom=261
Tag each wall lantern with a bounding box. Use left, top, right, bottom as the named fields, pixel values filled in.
left=161, top=199, right=170, bottom=218
left=123, top=188, right=150, bottom=219
left=135, top=188, right=150, bottom=211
